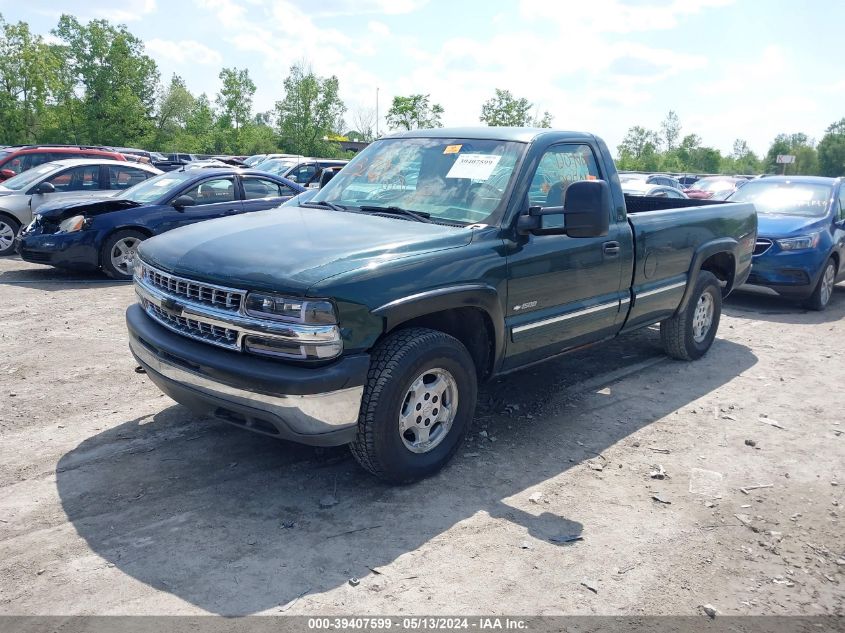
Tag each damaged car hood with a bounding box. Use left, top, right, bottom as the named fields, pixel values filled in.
left=37, top=197, right=141, bottom=221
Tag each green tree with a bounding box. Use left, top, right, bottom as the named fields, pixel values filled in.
left=386, top=94, right=444, bottom=130
left=215, top=67, right=255, bottom=133
left=275, top=62, right=346, bottom=156
left=153, top=74, right=195, bottom=150
left=616, top=125, right=660, bottom=170
left=479, top=89, right=550, bottom=127
left=764, top=133, right=818, bottom=175
left=817, top=119, right=845, bottom=177
left=0, top=15, right=62, bottom=144
left=182, top=93, right=216, bottom=153
left=660, top=110, right=681, bottom=151
left=52, top=14, right=159, bottom=146
left=723, top=138, right=760, bottom=175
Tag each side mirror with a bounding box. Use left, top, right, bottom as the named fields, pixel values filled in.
left=517, top=180, right=611, bottom=238
left=34, top=181, right=56, bottom=195
left=0, top=168, right=16, bottom=179
left=287, top=174, right=299, bottom=182
left=171, top=195, right=196, bottom=209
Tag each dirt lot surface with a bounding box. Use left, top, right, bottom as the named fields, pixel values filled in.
left=0, top=256, right=843, bottom=616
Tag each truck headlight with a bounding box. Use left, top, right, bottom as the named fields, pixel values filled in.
left=58, top=215, right=86, bottom=233
left=244, top=292, right=337, bottom=324
left=777, top=232, right=820, bottom=251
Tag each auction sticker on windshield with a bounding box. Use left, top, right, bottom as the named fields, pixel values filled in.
left=446, top=154, right=501, bottom=180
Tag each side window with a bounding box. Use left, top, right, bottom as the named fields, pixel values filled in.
left=288, top=164, right=317, bottom=183
left=180, top=177, right=235, bottom=205
left=46, top=165, right=101, bottom=192
left=242, top=177, right=292, bottom=200
left=528, top=144, right=601, bottom=207
left=108, top=166, right=152, bottom=190
left=26, top=152, right=54, bottom=170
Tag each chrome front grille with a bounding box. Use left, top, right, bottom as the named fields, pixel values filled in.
left=754, top=238, right=773, bottom=256
left=145, top=302, right=240, bottom=350
left=137, top=261, right=244, bottom=313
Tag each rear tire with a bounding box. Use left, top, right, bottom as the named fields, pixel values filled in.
left=100, top=229, right=147, bottom=280
left=804, top=257, right=836, bottom=311
left=660, top=271, right=722, bottom=361
left=350, top=327, right=478, bottom=483
left=0, top=216, right=21, bottom=256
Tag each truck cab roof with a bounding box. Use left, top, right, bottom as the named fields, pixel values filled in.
left=384, top=127, right=594, bottom=144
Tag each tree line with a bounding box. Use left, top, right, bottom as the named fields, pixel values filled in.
left=618, top=110, right=845, bottom=176
left=1, top=13, right=843, bottom=174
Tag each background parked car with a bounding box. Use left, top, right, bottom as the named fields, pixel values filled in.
left=255, top=158, right=349, bottom=188
left=242, top=154, right=267, bottom=167
left=0, top=145, right=127, bottom=182
left=17, top=169, right=304, bottom=279
left=684, top=176, right=747, bottom=199
left=163, top=153, right=199, bottom=164
left=621, top=181, right=690, bottom=198
left=728, top=176, right=845, bottom=310
left=0, top=159, right=161, bottom=256
left=618, top=172, right=682, bottom=190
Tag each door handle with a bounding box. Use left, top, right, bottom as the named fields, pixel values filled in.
left=603, top=241, right=621, bottom=256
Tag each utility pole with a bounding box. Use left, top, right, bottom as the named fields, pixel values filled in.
left=376, top=87, right=379, bottom=139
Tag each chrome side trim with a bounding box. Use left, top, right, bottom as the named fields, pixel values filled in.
left=373, top=283, right=493, bottom=314
left=130, top=337, right=362, bottom=431
left=636, top=280, right=686, bottom=299
left=512, top=299, right=620, bottom=335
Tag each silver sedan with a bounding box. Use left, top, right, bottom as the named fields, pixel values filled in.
left=0, top=158, right=161, bottom=255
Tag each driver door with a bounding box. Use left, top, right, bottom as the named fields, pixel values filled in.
left=503, top=143, right=628, bottom=370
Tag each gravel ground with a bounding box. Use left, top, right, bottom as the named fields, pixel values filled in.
left=0, top=255, right=842, bottom=616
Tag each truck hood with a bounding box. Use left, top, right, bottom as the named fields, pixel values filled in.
left=138, top=206, right=473, bottom=294
left=37, top=196, right=136, bottom=220
left=757, top=213, right=827, bottom=238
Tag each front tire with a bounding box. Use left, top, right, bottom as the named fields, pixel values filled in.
left=350, top=327, right=478, bottom=483
left=0, top=216, right=21, bottom=256
left=804, top=257, right=836, bottom=311
left=660, top=271, right=722, bottom=360
left=100, top=230, right=147, bottom=280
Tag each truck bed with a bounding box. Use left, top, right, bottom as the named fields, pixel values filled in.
left=622, top=196, right=757, bottom=330
left=623, top=194, right=729, bottom=214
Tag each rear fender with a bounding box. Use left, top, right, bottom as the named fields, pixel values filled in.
left=677, top=238, right=739, bottom=313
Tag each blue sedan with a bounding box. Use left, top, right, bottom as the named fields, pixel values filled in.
left=17, top=168, right=304, bottom=279
left=728, top=176, right=845, bottom=310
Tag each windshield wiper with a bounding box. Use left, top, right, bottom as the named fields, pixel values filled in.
left=301, top=200, right=346, bottom=212
left=357, top=205, right=433, bottom=223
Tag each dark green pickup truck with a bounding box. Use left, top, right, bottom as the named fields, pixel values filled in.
left=127, top=128, right=757, bottom=482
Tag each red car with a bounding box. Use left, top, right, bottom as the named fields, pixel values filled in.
left=0, top=145, right=127, bottom=182
left=684, top=176, right=747, bottom=199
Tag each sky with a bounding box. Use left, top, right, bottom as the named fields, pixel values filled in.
left=5, top=0, right=845, bottom=156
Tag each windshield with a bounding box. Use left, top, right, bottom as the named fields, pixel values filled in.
left=254, top=159, right=298, bottom=175
left=312, top=137, right=525, bottom=224
left=115, top=171, right=195, bottom=204
left=691, top=177, right=738, bottom=192
left=729, top=180, right=833, bottom=217
left=1, top=162, right=64, bottom=191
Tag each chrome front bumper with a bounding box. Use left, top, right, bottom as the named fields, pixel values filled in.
left=129, top=334, right=363, bottom=445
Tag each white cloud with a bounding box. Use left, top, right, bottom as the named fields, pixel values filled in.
left=291, top=0, right=427, bottom=17
left=368, top=20, right=391, bottom=37
left=93, top=0, right=157, bottom=22
left=145, top=39, right=223, bottom=65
